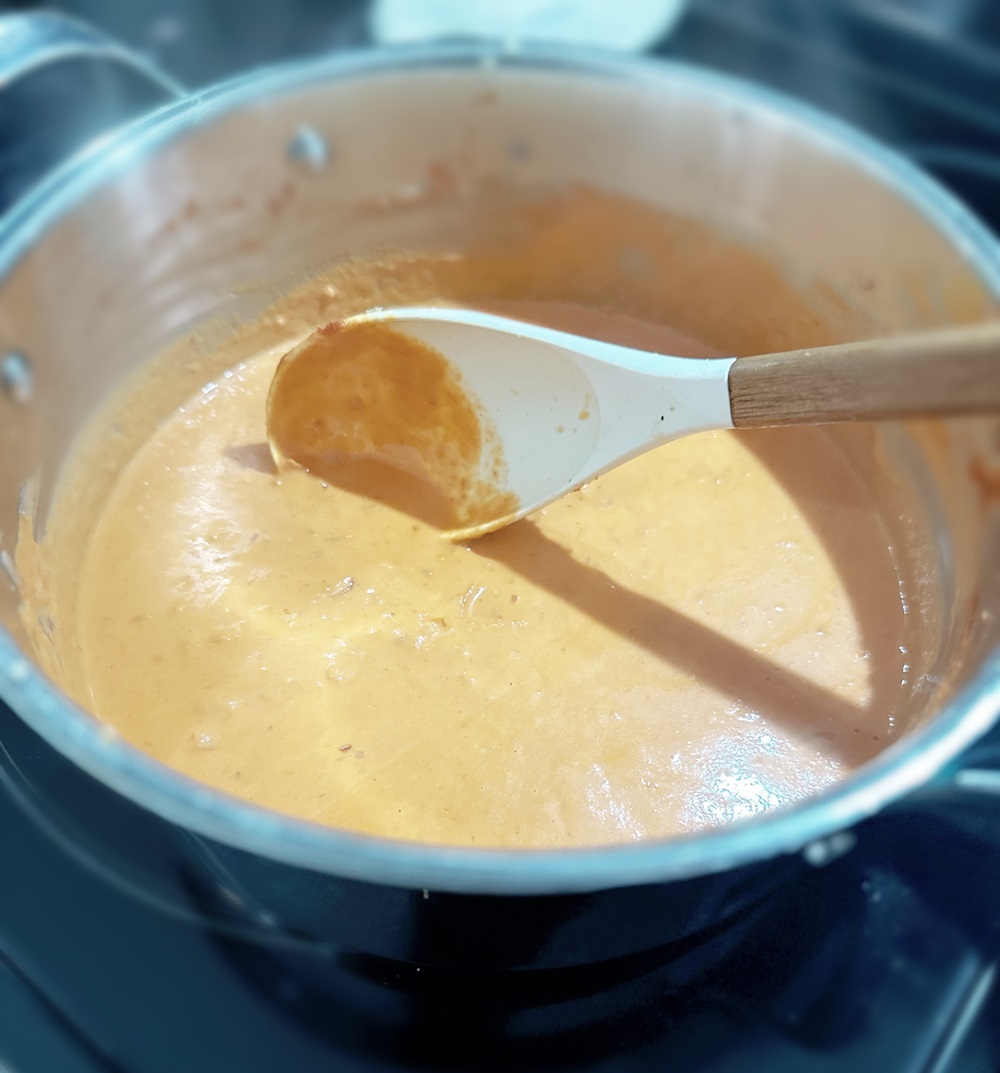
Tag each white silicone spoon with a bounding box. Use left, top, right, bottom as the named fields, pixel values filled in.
left=267, top=309, right=1000, bottom=539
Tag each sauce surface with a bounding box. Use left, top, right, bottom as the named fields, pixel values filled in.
left=29, top=187, right=918, bottom=848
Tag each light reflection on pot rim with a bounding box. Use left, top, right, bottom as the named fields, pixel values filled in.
left=0, top=41, right=999, bottom=895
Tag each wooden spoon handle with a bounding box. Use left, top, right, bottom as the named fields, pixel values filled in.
left=728, top=322, right=1000, bottom=428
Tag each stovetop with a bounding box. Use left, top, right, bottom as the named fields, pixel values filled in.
left=2, top=1, right=1000, bottom=1070
left=2, top=764, right=1000, bottom=1073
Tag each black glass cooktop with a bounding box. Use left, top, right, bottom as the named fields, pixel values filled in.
left=2, top=2, right=1000, bottom=1070
left=2, top=723, right=1000, bottom=1073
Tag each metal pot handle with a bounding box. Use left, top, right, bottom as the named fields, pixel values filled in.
left=0, top=12, right=183, bottom=210
left=0, top=11, right=183, bottom=96
left=907, top=735, right=1000, bottom=820
left=862, top=730, right=1000, bottom=882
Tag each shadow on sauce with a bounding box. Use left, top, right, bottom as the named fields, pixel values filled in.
left=472, top=519, right=883, bottom=769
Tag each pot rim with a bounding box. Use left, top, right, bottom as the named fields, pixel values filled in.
left=1, top=40, right=999, bottom=895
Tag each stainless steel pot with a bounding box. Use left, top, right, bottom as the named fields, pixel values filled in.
left=0, top=12, right=999, bottom=973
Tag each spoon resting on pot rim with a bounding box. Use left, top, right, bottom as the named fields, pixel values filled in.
left=266, top=310, right=1000, bottom=540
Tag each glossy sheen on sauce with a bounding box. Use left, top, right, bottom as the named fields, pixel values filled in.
left=31, top=188, right=915, bottom=848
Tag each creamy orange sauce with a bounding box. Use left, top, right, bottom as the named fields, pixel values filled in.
left=26, top=186, right=922, bottom=848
